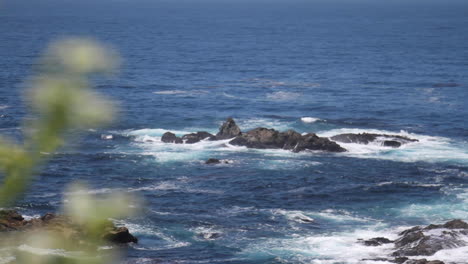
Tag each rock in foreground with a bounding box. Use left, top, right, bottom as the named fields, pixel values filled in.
left=359, top=219, right=468, bottom=264
left=0, top=210, right=137, bottom=244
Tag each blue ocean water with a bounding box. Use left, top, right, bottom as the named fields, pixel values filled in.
left=1, top=1, right=468, bottom=263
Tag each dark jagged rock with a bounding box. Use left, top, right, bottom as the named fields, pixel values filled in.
left=361, top=237, right=393, bottom=246
left=229, top=128, right=346, bottom=153
left=161, top=132, right=182, bottom=144
left=0, top=210, right=137, bottom=245
left=405, top=259, right=445, bottom=264
left=159, top=118, right=346, bottom=152
left=102, top=226, right=138, bottom=244
left=205, top=158, right=221, bottom=164
left=330, top=132, right=418, bottom=147
left=359, top=219, right=466, bottom=263
left=216, top=117, right=242, bottom=140
left=294, top=133, right=346, bottom=153
left=182, top=131, right=214, bottom=144
left=383, top=140, right=402, bottom=148
left=392, top=220, right=468, bottom=257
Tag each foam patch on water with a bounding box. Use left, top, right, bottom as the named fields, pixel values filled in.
left=240, top=224, right=397, bottom=264
left=318, top=128, right=468, bottom=164
left=266, top=91, right=302, bottom=101
left=399, top=187, right=468, bottom=222
left=301, top=117, right=322, bottom=123
left=114, top=221, right=191, bottom=250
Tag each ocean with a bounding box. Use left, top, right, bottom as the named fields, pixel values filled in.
left=1, top=0, right=467, bottom=263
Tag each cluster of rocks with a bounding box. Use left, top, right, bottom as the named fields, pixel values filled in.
left=0, top=210, right=137, bottom=245
left=161, top=118, right=418, bottom=153
left=358, top=219, right=468, bottom=264
left=330, top=133, right=418, bottom=148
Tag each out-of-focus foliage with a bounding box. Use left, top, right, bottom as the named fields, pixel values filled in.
left=0, top=38, right=137, bottom=264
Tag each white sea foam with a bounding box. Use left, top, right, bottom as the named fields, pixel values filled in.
left=399, top=187, right=468, bottom=221
left=236, top=118, right=293, bottom=131
left=153, top=90, right=186, bottom=95
left=301, top=117, right=321, bottom=123
left=0, top=105, right=9, bottom=110
left=241, top=225, right=397, bottom=264
left=266, top=91, right=301, bottom=101
left=318, top=128, right=468, bottom=164
left=114, top=221, right=191, bottom=250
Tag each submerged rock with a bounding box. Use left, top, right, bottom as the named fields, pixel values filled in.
left=330, top=132, right=418, bottom=147
left=360, top=237, right=393, bottom=246
left=0, top=210, right=137, bottom=244
left=215, top=117, right=242, bottom=140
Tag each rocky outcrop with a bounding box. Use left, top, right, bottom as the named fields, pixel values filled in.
left=182, top=131, right=214, bottom=144
left=160, top=118, right=347, bottom=152
left=161, top=131, right=213, bottom=144
left=330, top=133, right=418, bottom=148
left=229, top=128, right=346, bottom=153
left=0, top=210, right=137, bottom=244
left=359, top=219, right=467, bottom=264
left=215, top=117, right=241, bottom=140
left=392, top=219, right=467, bottom=257
left=161, top=132, right=183, bottom=144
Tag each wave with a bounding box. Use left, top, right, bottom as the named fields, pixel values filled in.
left=318, top=128, right=468, bottom=164
left=301, top=117, right=322, bottom=123
left=240, top=224, right=396, bottom=264
left=398, top=187, right=468, bottom=222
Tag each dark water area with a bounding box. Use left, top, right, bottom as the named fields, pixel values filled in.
left=1, top=1, right=468, bottom=263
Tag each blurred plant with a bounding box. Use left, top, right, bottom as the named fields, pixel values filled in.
left=0, top=38, right=138, bottom=264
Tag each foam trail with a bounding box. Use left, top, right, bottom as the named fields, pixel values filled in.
left=318, top=128, right=468, bottom=164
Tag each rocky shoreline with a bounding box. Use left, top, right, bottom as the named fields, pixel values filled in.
left=358, top=219, right=468, bottom=264
left=0, top=210, right=137, bottom=245
left=160, top=118, right=419, bottom=153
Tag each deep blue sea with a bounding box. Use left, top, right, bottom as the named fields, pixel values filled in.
left=1, top=1, right=468, bottom=263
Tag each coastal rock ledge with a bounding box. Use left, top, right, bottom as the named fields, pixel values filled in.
left=161, top=118, right=346, bottom=153
left=0, top=210, right=137, bottom=244
left=358, top=219, right=468, bottom=264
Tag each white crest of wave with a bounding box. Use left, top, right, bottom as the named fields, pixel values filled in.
left=399, top=187, right=468, bottom=221
left=319, top=128, right=468, bottom=164
left=301, top=117, right=321, bottom=123
left=241, top=224, right=397, bottom=264
left=153, top=90, right=186, bottom=95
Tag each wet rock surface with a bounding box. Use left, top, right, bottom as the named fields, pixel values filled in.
left=161, top=118, right=347, bottom=153
left=359, top=219, right=468, bottom=264
left=330, top=132, right=418, bottom=147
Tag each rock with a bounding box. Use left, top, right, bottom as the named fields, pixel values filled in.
left=205, top=158, right=221, bottom=164
left=392, top=219, right=468, bottom=257
left=405, top=259, right=445, bottom=264
left=181, top=131, right=214, bottom=144
left=361, top=237, right=393, bottom=246
left=330, top=133, right=418, bottom=147
left=384, top=140, right=402, bottom=148
left=102, top=226, right=138, bottom=244
left=0, top=210, right=137, bottom=245
left=161, top=132, right=183, bottom=144
left=294, top=133, right=346, bottom=153
left=229, top=128, right=346, bottom=153
left=216, top=118, right=242, bottom=140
